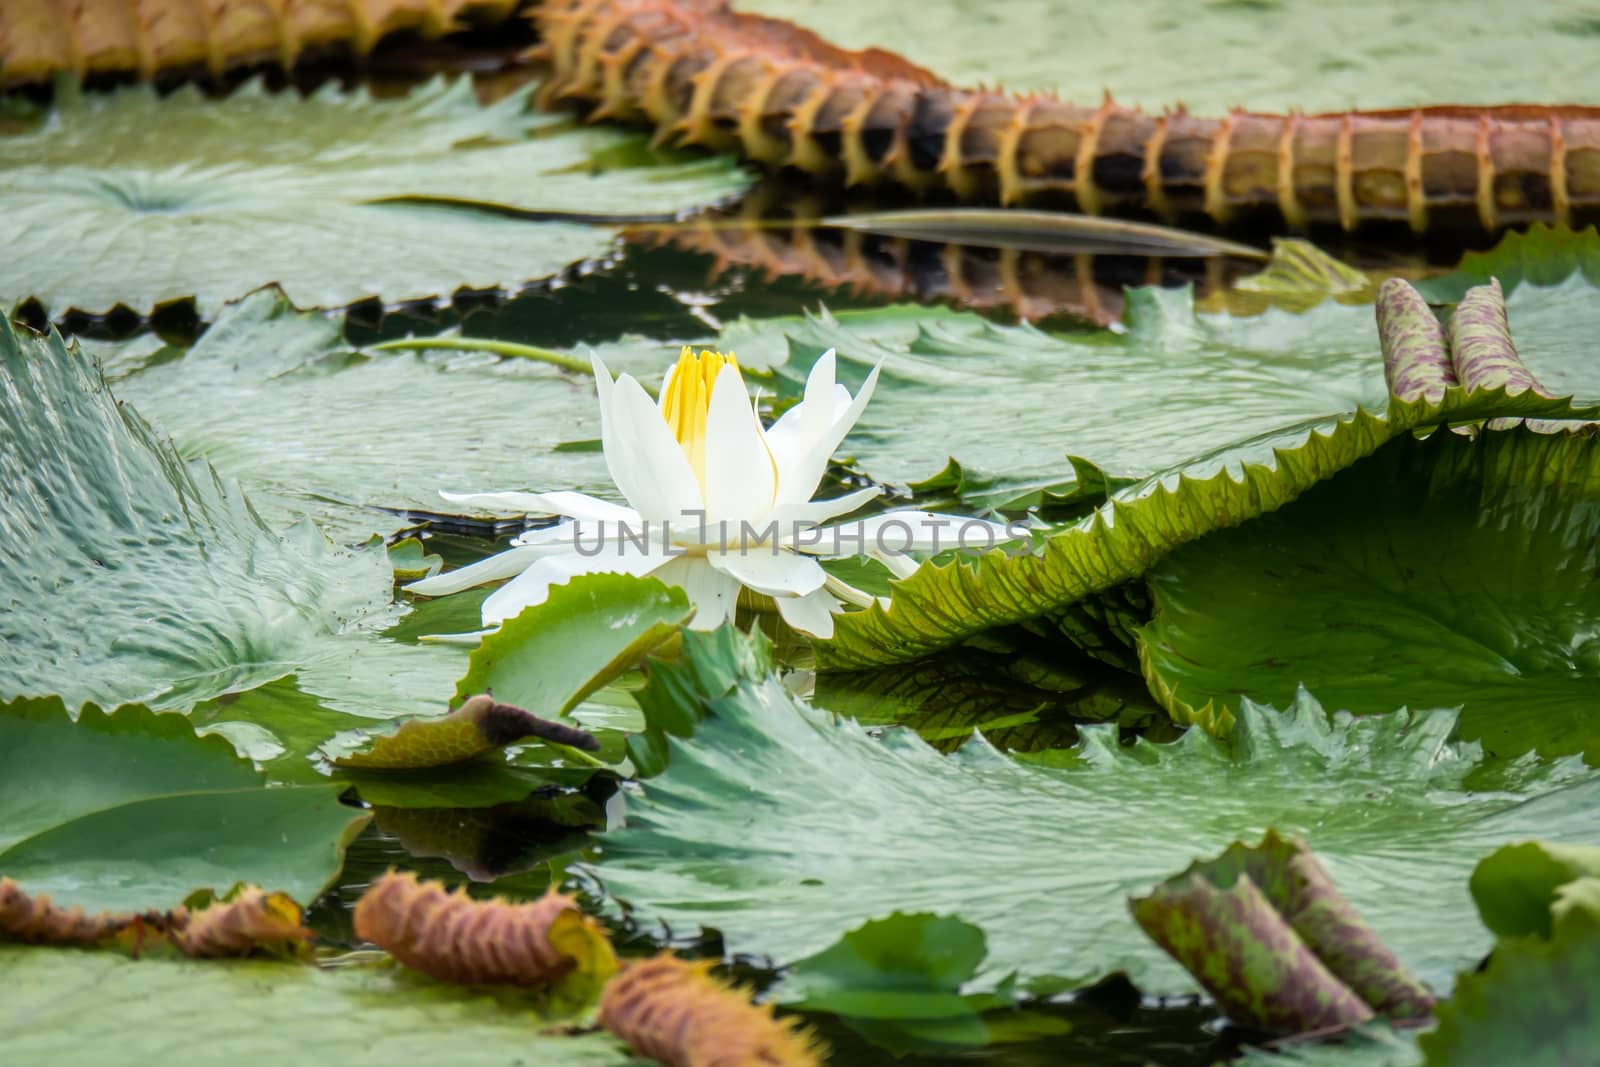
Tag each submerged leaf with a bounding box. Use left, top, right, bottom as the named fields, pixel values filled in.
left=1130, top=832, right=1432, bottom=1033
left=0, top=699, right=368, bottom=913
left=1138, top=428, right=1600, bottom=761
left=589, top=633, right=1600, bottom=993
left=0, top=78, right=747, bottom=315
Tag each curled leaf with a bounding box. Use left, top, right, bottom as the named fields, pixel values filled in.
left=328, top=694, right=600, bottom=770
left=1130, top=832, right=1433, bottom=1033
left=599, top=954, right=823, bottom=1067
left=0, top=878, right=137, bottom=946
left=1447, top=278, right=1553, bottom=398
left=169, top=887, right=313, bottom=960
left=353, top=871, right=617, bottom=990
left=1376, top=278, right=1456, bottom=403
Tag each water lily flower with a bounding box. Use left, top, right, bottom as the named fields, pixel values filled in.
left=405, top=347, right=1018, bottom=638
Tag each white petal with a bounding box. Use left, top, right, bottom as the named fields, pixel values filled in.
left=773, top=362, right=882, bottom=513
left=440, top=489, right=639, bottom=524
left=707, top=547, right=826, bottom=596
left=611, top=373, right=706, bottom=520
left=774, top=587, right=841, bottom=638
left=704, top=363, right=777, bottom=523
left=652, top=556, right=741, bottom=630
left=765, top=382, right=851, bottom=478
left=814, top=509, right=1019, bottom=554
left=592, top=352, right=656, bottom=517
left=480, top=545, right=673, bottom=626
left=403, top=544, right=546, bottom=597
left=771, top=486, right=884, bottom=533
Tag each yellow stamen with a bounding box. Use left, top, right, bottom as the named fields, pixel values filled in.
left=661, top=347, right=741, bottom=487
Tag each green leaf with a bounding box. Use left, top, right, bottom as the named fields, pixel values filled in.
left=625, top=626, right=775, bottom=778
left=589, top=639, right=1600, bottom=993
left=1415, top=224, right=1600, bottom=302
left=0, top=77, right=747, bottom=315
left=325, top=694, right=599, bottom=771
left=1468, top=841, right=1600, bottom=941
left=0, top=316, right=391, bottom=712
left=742, top=289, right=1391, bottom=496
left=108, top=289, right=625, bottom=541
left=451, top=575, right=694, bottom=717
left=1226, top=1026, right=1423, bottom=1067
left=821, top=382, right=1598, bottom=670
left=0, top=699, right=367, bottom=913
left=736, top=0, right=1600, bottom=112
left=1130, top=832, right=1432, bottom=1032
left=0, top=948, right=632, bottom=1067
left=1420, top=878, right=1600, bottom=1066
left=1138, top=427, right=1600, bottom=761
left=777, top=913, right=1055, bottom=1053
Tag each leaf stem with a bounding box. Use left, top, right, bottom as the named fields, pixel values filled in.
left=371, top=337, right=595, bottom=378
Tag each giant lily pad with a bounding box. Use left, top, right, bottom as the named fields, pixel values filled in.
left=0, top=77, right=747, bottom=315
left=0, top=698, right=366, bottom=913
left=739, top=0, right=1600, bottom=112
left=1138, top=426, right=1600, bottom=761
left=0, top=316, right=392, bottom=712
left=0, top=948, right=632, bottom=1066
left=585, top=631, right=1600, bottom=994
left=820, top=380, right=1598, bottom=669
left=109, top=290, right=628, bottom=541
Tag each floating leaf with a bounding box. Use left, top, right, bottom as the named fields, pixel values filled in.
left=0, top=0, right=518, bottom=85
left=1204, top=239, right=1375, bottom=317
left=0, top=315, right=390, bottom=712
left=821, top=382, right=1599, bottom=670
left=1130, top=832, right=1432, bottom=1033
left=327, top=695, right=600, bottom=772
left=450, top=575, right=694, bottom=717
left=0, top=699, right=368, bottom=913
left=169, top=885, right=313, bottom=960
left=625, top=626, right=775, bottom=778
left=736, top=0, right=1600, bottom=111
left=1138, top=427, right=1600, bottom=761
left=776, top=913, right=1056, bottom=1053
left=587, top=633, right=1600, bottom=993
left=1421, top=878, right=1600, bottom=1065
left=1415, top=224, right=1600, bottom=301
left=388, top=538, right=444, bottom=582
left=0, top=77, right=747, bottom=315
left=1468, top=841, right=1600, bottom=941
left=108, top=290, right=621, bottom=541
left=0, top=947, right=635, bottom=1065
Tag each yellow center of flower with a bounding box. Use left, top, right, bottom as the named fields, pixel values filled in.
left=661, top=347, right=740, bottom=486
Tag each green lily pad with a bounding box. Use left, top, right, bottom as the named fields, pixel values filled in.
left=737, top=288, right=1390, bottom=496
left=1415, top=224, right=1600, bottom=302
left=1469, top=841, right=1600, bottom=941
left=739, top=0, right=1600, bottom=112
left=0, top=77, right=747, bottom=315
left=1138, top=426, right=1600, bottom=761
left=108, top=290, right=622, bottom=542
left=0, top=698, right=366, bottom=913
left=587, top=630, right=1600, bottom=993
left=1420, top=878, right=1600, bottom=1066
left=821, top=380, right=1598, bottom=669
left=0, top=316, right=392, bottom=712
left=0, top=948, right=632, bottom=1067
left=451, top=575, right=693, bottom=716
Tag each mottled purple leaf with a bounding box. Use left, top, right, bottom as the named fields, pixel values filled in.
left=1377, top=278, right=1455, bottom=403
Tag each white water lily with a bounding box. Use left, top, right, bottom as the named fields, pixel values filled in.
left=405, top=346, right=1018, bottom=638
